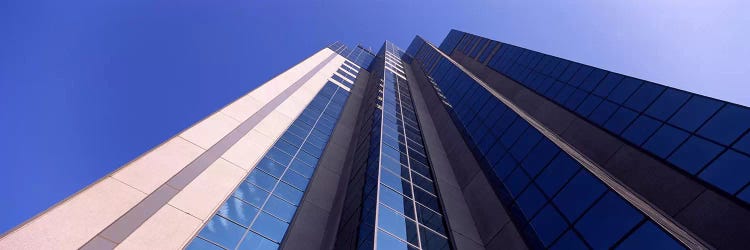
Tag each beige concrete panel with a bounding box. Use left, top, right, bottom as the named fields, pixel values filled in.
left=0, top=178, right=145, bottom=249
left=168, top=158, right=246, bottom=221
left=116, top=205, right=202, bottom=250
left=254, top=111, right=294, bottom=139
left=275, top=96, right=306, bottom=120
left=112, top=137, right=205, bottom=194
left=221, top=130, right=275, bottom=171
left=179, top=112, right=241, bottom=150
left=219, top=94, right=264, bottom=122
left=249, top=49, right=335, bottom=103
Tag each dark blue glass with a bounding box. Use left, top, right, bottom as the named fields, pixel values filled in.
left=607, top=77, right=642, bottom=104
left=593, top=73, right=624, bottom=97
left=645, top=89, right=691, bottom=121
left=624, top=82, right=665, bottom=112
left=493, top=154, right=519, bottom=180
left=500, top=119, right=529, bottom=147
left=699, top=150, right=750, bottom=193
left=667, top=136, right=723, bottom=174
left=509, top=128, right=542, bottom=160
left=419, top=226, right=450, bottom=250
left=734, top=133, right=750, bottom=155
left=615, top=222, right=684, bottom=250
left=622, top=115, right=662, bottom=145
left=530, top=205, right=568, bottom=247
left=668, top=95, right=722, bottom=132
left=575, top=192, right=643, bottom=249
left=697, top=104, right=750, bottom=145
left=199, top=216, right=245, bottom=248
left=563, top=89, right=587, bottom=110
left=521, top=139, right=560, bottom=177
left=553, top=171, right=606, bottom=221
left=238, top=231, right=280, bottom=250
left=416, top=204, right=446, bottom=234
left=588, top=100, right=618, bottom=125
left=558, top=63, right=581, bottom=82
left=505, top=168, right=531, bottom=197
left=643, top=125, right=689, bottom=158
left=516, top=185, right=547, bottom=218
left=550, top=230, right=588, bottom=250
left=576, top=94, right=603, bottom=117
left=568, top=65, right=593, bottom=87
left=251, top=212, right=289, bottom=243
left=580, top=69, right=607, bottom=92
left=536, top=154, right=580, bottom=197
left=604, top=107, right=638, bottom=134
left=739, top=187, right=750, bottom=203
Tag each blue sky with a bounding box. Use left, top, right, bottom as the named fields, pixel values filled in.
left=0, top=0, right=748, bottom=233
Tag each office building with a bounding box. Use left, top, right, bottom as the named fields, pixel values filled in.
left=1, top=30, right=748, bottom=249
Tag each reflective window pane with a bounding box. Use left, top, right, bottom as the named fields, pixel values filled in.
left=218, top=197, right=259, bottom=227
left=615, top=222, right=684, bottom=250
left=251, top=212, right=289, bottom=243
left=378, top=205, right=420, bottom=246
left=187, top=237, right=223, bottom=250
left=198, top=216, right=245, bottom=249
left=238, top=231, right=280, bottom=250
left=697, top=104, right=750, bottom=145
left=575, top=192, right=643, bottom=249
left=699, top=150, right=750, bottom=193
left=553, top=171, right=606, bottom=221
left=667, top=136, right=723, bottom=174
left=642, top=125, right=689, bottom=158
left=668, top=96, right=722, bottom=132
left=263, top=196, right=296, bottom=223
left=530, top=205, right=568, bottom=247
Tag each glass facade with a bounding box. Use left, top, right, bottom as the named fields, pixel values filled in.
left=441, top=30, right=750, bottom=205
left=186, top=79, right=351, bottom=250
left=334, top=42, right=453, bottom=250
left=407, top=37, right=686, bottom=249
left=329, top=41, right=377, bottom=69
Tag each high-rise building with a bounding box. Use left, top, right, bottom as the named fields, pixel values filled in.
left=1, top=30, right=748, bottom=250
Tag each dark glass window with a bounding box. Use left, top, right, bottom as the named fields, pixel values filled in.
left=697, top=104, right=750, bottom=145
left=568, top=65, right=593, bottom=87
left=615, top=222, right=684, bottom=250
left=734, top=133, right=750, bottom=155
left=668, top=95, right=722, bottom=132
left=580, top=69, right=607, bottom=92
left=624, top=82, right=665, bottom=112
left=419, top=226, right=450, bottom=250
left=576, top=94, right=603, bottom=117
left=603, top=107, right=638, bottom=134
left=642, top=125, right=689, bottom=158
left=588, top=100, right=618, bottom=125
left=607, top=77, right=642, bottom=104
left=530, top=204, right=568, bottom=247
left=575, top=192, right=643, bottom=249
left=521, top=139, right=560, bottom=177
left=667, top=136, right=723, bottom=174
left=644, top=89, right=690, bottom=121
left=550, top=230, right=588, bottom=250
left=593, top=73, right=624, bottom=97
left=699, top=150, right=750, bottom=193
left=553, top=171, right=606, bottom=221
left=535, top=154, right=580, bottom=197
left=516, top=185, right=546, bottom=218
left=622, top=116, right=662, bottom=145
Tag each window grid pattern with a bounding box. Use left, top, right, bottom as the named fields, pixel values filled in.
left=441, top=31, right=750, bottom=205
left=335, top=42, right=453, bottom=250
left=186, top=82, right=350, bottom=250
left=407, top=38, right=686, bottom=250
left=328, top=41, right=376, bottom=69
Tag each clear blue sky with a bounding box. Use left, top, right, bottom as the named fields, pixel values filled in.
left=1, top=0, right=748, bottom=233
